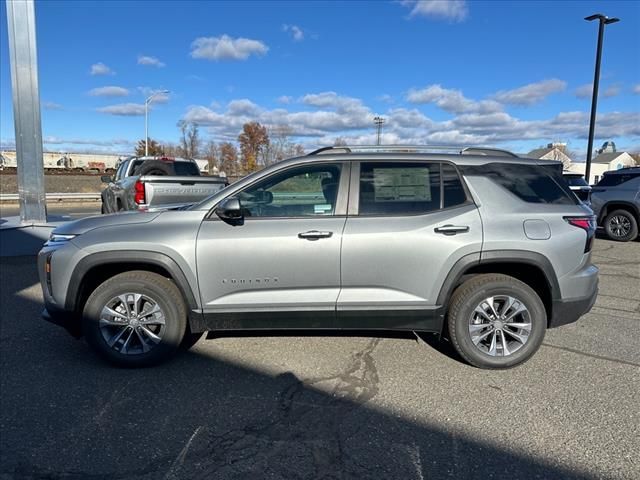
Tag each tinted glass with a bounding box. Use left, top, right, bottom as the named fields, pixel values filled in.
left=564, top=176, right=589, bottom=187
left=596, top=173, right=640, bottom=187
left=466, top=163, right=578, bottom=205
left=174, top=162, right=200, bottom=176
left=114, top=161, right=127, bottom=181
left=238, top=164, right=341, bottom=217
left=442, top=163, right=467, bottom=208
left=359, top=162, right=441, bottom=215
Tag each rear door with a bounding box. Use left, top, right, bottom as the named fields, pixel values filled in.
left=338, top=161, right=483, bottom=330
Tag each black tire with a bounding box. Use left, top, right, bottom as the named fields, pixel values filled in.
left=83, top=271, right=188, bottom=367
left=135, top=160, right=174, bottom=176
left=447, top=274, right=546, bottom=369
left=604, top=209, right=638, bottom=242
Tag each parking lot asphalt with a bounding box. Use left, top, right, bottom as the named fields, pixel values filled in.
left=1, top=234, right=638, bottom=479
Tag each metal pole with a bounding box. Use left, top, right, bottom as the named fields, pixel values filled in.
left=584, top=20, right=605, bottom=184
left=584, top=14, right=619, bottom=184
left=6, top=0, right=47, bottom=223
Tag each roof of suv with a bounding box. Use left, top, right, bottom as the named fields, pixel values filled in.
left=295, top=145, right=563, bottom=168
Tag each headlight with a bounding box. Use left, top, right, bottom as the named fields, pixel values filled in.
left=48, top=233, right=77, bottom=243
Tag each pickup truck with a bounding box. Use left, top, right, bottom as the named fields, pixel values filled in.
left=100, top=156, right=228, bottom=213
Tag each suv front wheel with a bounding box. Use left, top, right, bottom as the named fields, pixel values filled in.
left=83, top=271, right=188, bottom=367
left=447, top=274, right=546, bottom=369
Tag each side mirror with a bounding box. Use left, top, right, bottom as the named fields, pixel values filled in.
left=215, top=197, right=244, bottom=225
left=100, top=175, right=113, bottom=183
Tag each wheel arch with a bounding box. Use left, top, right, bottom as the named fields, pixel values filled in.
left=437, top=250, right=559, bottom=326
left=598, top=201, right=639, bottom=224
left=65, top=251, right=199, bottom=315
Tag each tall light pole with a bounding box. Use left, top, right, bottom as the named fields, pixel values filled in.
left=373, top=116, right=385, bottom=145
left=584, top=13, right=619, bottom=184
left=144, top=90, right=169, bottom=156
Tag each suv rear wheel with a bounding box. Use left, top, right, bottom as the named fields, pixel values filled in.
left=83, top=271, right=188, bottom=367
left=447, top=274, right=546, bottom=369
left=603, top=209, right=638, bottom=242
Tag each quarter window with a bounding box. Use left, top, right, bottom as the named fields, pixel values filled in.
left=238, top=164, right=341, bottom=217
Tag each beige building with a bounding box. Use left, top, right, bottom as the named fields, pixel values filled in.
left=567, top=151, right=636, bottom=184
left=527, top=144, right=573, bottom=170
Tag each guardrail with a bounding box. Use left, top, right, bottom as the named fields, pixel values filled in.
left=0, top=193, right=101, bottom=202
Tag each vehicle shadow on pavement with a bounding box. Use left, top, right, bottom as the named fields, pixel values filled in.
left=0, top=257, right=595, bottom=479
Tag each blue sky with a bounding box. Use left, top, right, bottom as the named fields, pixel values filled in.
left=1, top=0, right=639, bottom=158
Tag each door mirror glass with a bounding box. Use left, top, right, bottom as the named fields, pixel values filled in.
left=215, top=197, right=244, bottom=225
left=100, top=175, right=113, bottom=183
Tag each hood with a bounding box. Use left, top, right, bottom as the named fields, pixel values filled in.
left=52, top=211, right=162, bottom=235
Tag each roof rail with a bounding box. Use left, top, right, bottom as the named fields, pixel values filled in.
left=307, top=145, right=518, bottom=157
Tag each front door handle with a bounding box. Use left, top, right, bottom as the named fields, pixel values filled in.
left=298, top=230, right=333, bottom=240
left=434, top=225, right=469, bottom=235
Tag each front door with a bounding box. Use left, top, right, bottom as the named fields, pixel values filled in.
left=196, top=161, right=349, bottom=329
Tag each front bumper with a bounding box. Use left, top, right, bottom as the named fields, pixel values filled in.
left=549, top=280, right=598, bottom=328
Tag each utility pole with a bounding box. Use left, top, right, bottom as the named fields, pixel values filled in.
left=144, top=90, right=169, bottom=156
left=584, top=13, right=619, bottom=184
left=6, top=0, right=46, bottom=223
left=373, top=116, right=385, bottom=146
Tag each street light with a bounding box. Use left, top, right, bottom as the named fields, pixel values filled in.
left=144, top=90, right=170, bottom=156
left=584, top=13, right=619, bottom=184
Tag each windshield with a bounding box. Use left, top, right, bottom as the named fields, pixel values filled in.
left=563, top=175, right=589, bottom=187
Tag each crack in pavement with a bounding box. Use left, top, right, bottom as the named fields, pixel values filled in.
left=164, top=338, right=382, bottom=479
left=542, top=343, right=640, bottom=368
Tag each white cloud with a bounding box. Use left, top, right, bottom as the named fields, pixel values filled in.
left=492, top=79, right=566, bottom=106
left=633, top=84, right=640, bottom=95
left=97, top=103, right=146, bottom=116
left=406, top=84, right=502, bottom=114
left=575, top=84, right=593, bottom=99
left=282, top=24, right=304, bottom=41
left=377, top=94, right=394, bottom=104
left=277, top=95, right=293, bottom=104
left=42, top=101, right=63, bottom=110
left=602, top=84, right=621, bottom=98
left=576, top=83, right=622, bottom=99
left=88, top=86, right=129, bottom=97
left=190, top=35, right=268, bottom=61
left=401, top=0, right=469, bottom=22
left=137, top=55, right=166, bottom=67
left=90, top=62, right=114, bottom=76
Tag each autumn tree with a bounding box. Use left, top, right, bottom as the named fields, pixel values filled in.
left=219, top=142, right=239, bottom=177
left=238, top=122, right=269, bottom=173
left=177, top=120, right=200, bottom=158
left=135, top=138, right=163, bottom=156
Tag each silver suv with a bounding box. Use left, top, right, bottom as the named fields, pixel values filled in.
left=38, top=146, right=599, bottom=369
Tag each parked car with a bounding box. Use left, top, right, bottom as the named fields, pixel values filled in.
left=39, top=145, right=598, bottom=369
left=562, top=171, right=592, bottom=206
left=100, top=156, right=228, bottom=213
left=590, top=167, right=640, bottom=242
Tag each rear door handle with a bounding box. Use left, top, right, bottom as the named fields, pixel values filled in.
left=298, top=230, right=333, bottom=240
left=434, top=225, right=469, bottom=235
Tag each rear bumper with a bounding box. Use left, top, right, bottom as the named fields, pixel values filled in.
left=549, top=281, right=598, bottom=328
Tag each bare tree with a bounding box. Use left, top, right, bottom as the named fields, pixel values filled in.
left=334, top=137, right=347, bottom=146
left=135, top=138, right=163, bottom=156
left=177, top=120, right=200, bottom=158
left=204, top=141, right=219, bottom=174
left=162, top=142, right=181, bottom=157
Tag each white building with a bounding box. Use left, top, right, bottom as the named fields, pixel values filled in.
left=567, top=151, right=636, bottom=184
left=527, top=144, right=572, bottom=169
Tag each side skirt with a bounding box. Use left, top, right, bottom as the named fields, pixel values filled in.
left=190, top=308, right=444, bottom=334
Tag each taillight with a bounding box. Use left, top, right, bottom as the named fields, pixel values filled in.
left=134, top=180, right=146, bottom=205
left=564, top=216, right=596, bottom=252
